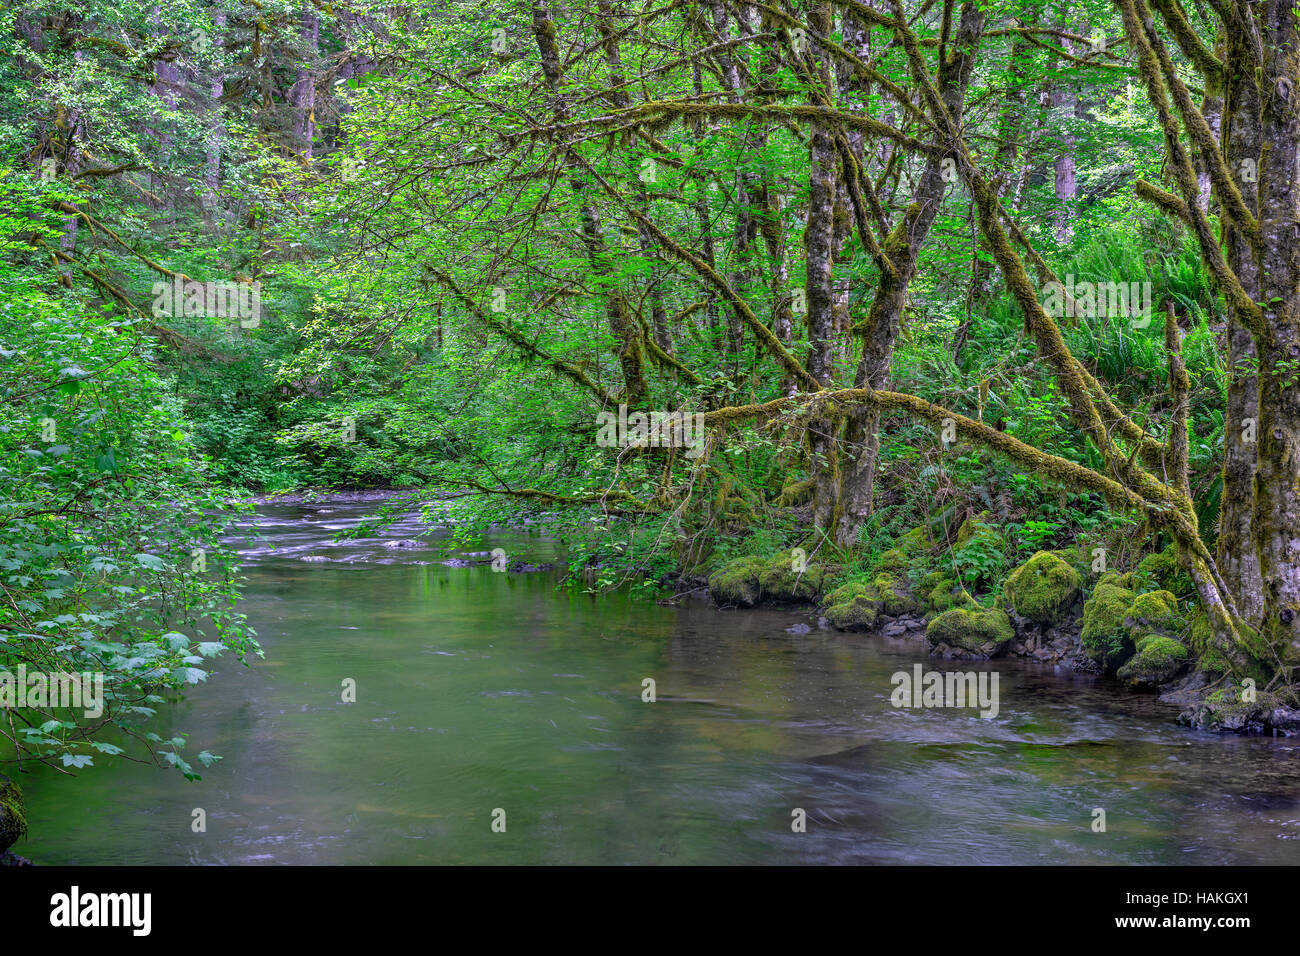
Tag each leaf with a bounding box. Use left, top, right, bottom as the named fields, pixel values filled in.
left=161, top=632, right=190, bottom=651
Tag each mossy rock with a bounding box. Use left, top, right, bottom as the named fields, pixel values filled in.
left=1002, top=551, right=1082, bottom=624
left=707, top=555, right=767, bottom=607
left=1179, top=685, right=1284, bottom=733
left=1124, top=589, right=1178, bottom=633
left=926, top=607, right=1015, bottom=657
left=820, top=575, right=918, bottom=629
left=1098, top=569, right=1137, bottom=590
left=821, top=583, right=860, bottom=606
left=1080, top=574, right=1138, bottom=670
left=757, top=551, right=827, bottom=602
left=1117, top=636, right=1190, bottom=689
left=953, top=512, right=987, bottom=548
left=1134, top=545, right=1193, bottom=597
left=822, top=583, right=880, bottom=631
left=875, top=548, right=909, bottom=574
left=869, top=572, right=920, bottom=616
left=0, top=777, right=26, bottom=854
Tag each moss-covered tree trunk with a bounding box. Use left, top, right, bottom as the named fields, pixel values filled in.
left=1217, top=27, right=1264, bottom=624
left=1251, top=0, right=1300, bottom=657
left=805, top=0, right=841, bottom=533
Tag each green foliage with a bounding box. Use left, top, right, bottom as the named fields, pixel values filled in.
left=0, top=264, right=259, bottom=777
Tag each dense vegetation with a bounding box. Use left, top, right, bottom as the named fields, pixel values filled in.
left=3, top=0, right=1300, bottom=797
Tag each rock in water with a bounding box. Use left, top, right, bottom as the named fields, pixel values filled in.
left=0, top=776, right=27, bottom=856
left=926, top=607, right=1015, bottom=658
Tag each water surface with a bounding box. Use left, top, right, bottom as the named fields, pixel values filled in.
left=17, top=496, right=1300, bottom=864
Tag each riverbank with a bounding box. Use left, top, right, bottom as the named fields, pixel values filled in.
left=664, top=512, right=1299, bottom=737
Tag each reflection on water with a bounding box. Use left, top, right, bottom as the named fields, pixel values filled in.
left=15, top=496, right=1300, bottom=864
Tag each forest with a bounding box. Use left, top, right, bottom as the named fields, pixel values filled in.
left=2, top=0, right=1300, bottom=869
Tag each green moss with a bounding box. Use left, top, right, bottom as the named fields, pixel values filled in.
left=874, top=526, right=932, bottom=576
left=926, top=607, right=1015, bottom=656
left=822, top=583, right=880, bottom=630
left=1125, top=589, right=1178, bottom=631
left=1183, top=603, right=1274, bottom=680
left=822, top=582, right=862, bottom=607
left=1186, top=606, right=1213, bottom=651
left=708, top=551, right=832, bottom=606
left=707, top=555, right=767, bottom=607
left=953, top=513, right=985, bottom=549
left=1117, top=636, right=1189, bottom=688
left=775, top=479, right=814, bottom=507
left=1099, top=570, right=1137, bottom=590
left=875, top=548, right=909, bottom=574
left=1002, top=551, right=1082, bottom=624
left=820, top=574, right=917, bottom=628
left=758, top=550, right=827, bottom=602
left=1080, top=575, right=1138, bottom=669
left=870, top=572, right=920, bottom=616
left=1185, top=606, right=1230, bottom=673
left=0, top=777, right=26, bottom=853
left=895, top=526, right=931, bottom=553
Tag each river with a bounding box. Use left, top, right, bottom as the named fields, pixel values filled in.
left=15, top=495, right=1300, bottom=864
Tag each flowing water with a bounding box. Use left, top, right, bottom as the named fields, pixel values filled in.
left=15, top=495, right=1300, bottom=864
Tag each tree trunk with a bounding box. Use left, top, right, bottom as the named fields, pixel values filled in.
left=1251, top=0, right=1300, bottom=654
left=1216, top=28, right=1264, bottom=623
left=805, top=1, right=840, bottom=533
